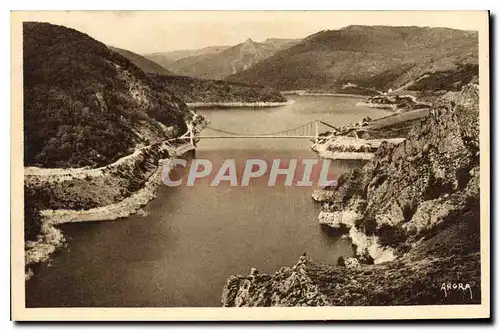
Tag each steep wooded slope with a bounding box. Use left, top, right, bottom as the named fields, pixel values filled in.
left=23, top=22, right=189, bottom=168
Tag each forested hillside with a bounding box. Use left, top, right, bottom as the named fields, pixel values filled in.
left=228, top=26, right=478, bottom=92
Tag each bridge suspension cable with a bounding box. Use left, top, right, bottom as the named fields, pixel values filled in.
left=203, top=120, right=319, bottom=137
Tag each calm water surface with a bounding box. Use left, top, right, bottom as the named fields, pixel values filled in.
left=26, top=96, right=391, bottom=307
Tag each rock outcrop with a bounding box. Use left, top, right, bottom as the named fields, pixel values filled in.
left=23, top=22, right=208, bottom=279
left=311, top=136, right=405, bottom=160
left=147, top=73, right=287, bottom=105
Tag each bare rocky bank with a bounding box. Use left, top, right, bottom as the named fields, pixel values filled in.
left=221, top=84, right=481, bottom=306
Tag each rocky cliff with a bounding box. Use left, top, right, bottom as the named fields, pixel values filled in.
left=222, top=84, right=481, bottom=306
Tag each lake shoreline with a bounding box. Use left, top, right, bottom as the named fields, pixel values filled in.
left=187, top=100, right=294, bottom=109
left=23, top=109, right=209, bottom=280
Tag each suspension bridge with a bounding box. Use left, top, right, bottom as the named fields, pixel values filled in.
left=195, top=120, right=337, bottom=140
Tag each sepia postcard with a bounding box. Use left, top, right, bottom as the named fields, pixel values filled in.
left=11, top=10, right=490, bottom=321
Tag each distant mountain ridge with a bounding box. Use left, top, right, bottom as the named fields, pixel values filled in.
left=108, top=46, right=175, bottom=75
left=227, top=26, right=478, bottom=92
left=156, top=38, right=300, bottom=80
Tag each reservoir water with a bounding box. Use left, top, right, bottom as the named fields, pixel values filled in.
left=25, top=95, right=392, bottom=307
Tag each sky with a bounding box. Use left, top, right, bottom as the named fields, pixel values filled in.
left=18, top=11, right=483, bottom=54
